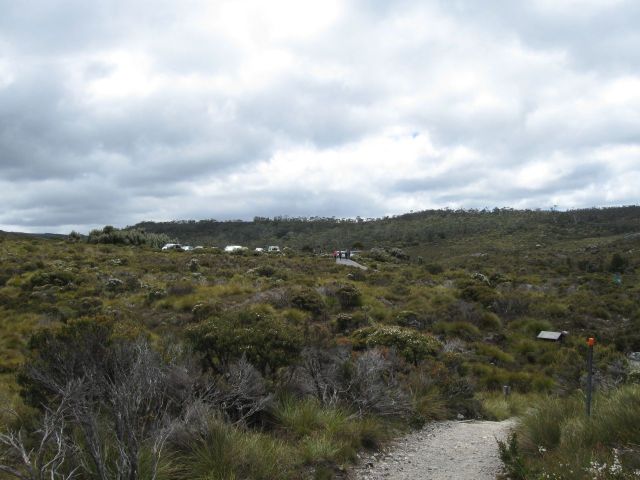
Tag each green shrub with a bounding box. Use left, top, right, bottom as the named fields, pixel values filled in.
left=254, top=264, right=276, bottom=277
left=609, top=253, right=628, bottom=273
left=459, top=283, right=498, bottom=307
left=17, top=319, right=113, bottom=407
left=351, top=326, right=441, bottom=364
left=290, top=288, right=326, bottom=315
left=389, top=248, right=409, bottom=260
left=479, top=312, right=502, bottom=330
left=424, top=263, right=444, bottom=274
left=167, top=281, right=195, bottom=297
left=473, top=343, right=515, bottom=365
left=88, top=225, right=172, bottom=248
left=509, top=318, right=553, bottom=336
left=498, top=433, right=530, bottom=480
left=434, top=321, right=481, bottom=341
left=395, top=310, right=424, bottom=329
left=335, top=284, right=363, bottom=310
left=27, top=271, right=75, bottom=289
left=186, top=309, right=302, bottom=374
left=191, top=302, right=221, bottom=321
left=367, top=248, right=391, bottom=262
left=333, top=312, right=369, bottom=333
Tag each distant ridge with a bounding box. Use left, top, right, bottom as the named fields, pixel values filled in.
left=0, top=230, right=67, bottom=240
left=131, top=206, right=640, bottom=250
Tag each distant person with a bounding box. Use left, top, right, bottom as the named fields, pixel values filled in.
left=339, top=251, right=343, bottom=260
left=333, top=250, right=337, bottom=259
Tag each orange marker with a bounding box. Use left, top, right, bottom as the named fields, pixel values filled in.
left=587, top=337, right=595, bottom=347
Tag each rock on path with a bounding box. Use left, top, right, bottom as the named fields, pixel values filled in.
left=351, top=420, right=515, bottom=480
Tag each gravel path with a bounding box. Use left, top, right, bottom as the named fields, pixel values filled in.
left=350, top=419, right=515, bottom=480
left=336, top=258, right=368, bottom=270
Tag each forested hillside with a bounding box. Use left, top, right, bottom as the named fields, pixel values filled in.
left=133, top=206, right=640, bottom=250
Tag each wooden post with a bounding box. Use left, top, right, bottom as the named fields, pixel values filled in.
left=586, top=337, right=595, bottom=417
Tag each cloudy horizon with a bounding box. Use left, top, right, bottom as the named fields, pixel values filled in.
left=1, top=0, right=639, bottom=234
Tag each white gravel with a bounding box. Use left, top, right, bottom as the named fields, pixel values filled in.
left=350, top=419, right=515, bottom=480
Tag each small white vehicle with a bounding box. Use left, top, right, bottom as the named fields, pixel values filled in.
left=267, top=246, right=280, bottom=253
left=224, top=245, right=246, bottom=253
left=162, top=243, right=184, bottom=251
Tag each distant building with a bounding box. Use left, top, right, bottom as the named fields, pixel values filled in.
left=537, top=331, right=568, bottom=342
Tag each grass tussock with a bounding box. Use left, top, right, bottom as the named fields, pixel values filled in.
left=275, top=397, right=391, bottom=464
left=478, top=392, right=546, bottom=421
left=172, top=415, right=298, bottom=480
left=500, top=385, right=640, bottom=479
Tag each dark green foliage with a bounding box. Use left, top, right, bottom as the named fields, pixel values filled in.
left=367, top=248, right=391, bottom=262
left=434, top=321, right=481, bottom=341
left=333, top=312, right=369, bottom=333
left=290, top=288, right=326, bottom=315
left=335, top=284, right=362, bottom=310
left=389, top=248, right=409, bottom=260
left=27, top=270, right=75, bottom=289
left=424, top=263, right=444, bottom=274
left=18, top=319, right=113, bottom=407
left=67, top=230, right=82, bottom=243
left=167, top=281, right=195, bottom=296
left=88, top=225, right=172, bottom=248
left=254, top=264, right=276, bottom=277
left=132, top=206, right=640, bottom=251
left=395, top=310, right=423, bottom=329
left=459, top=282, right=498, bottom=307
left=609, top=252, right=629, bottom=272
left=191, top=302, right=221, bottom=321
left=186, top=308, right=303, bottom=374
left=497, top=433, right=529, bottom=480
left=478, top=312, right=502, bottom=330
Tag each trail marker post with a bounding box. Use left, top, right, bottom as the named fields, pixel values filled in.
left=586, top=337, right=595, bottom=417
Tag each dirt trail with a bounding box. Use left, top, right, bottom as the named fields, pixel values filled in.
left=351, top=419, right=515, bottom=480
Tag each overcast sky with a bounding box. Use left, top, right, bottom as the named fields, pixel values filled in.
left=1, top=0, right=639, bottom=233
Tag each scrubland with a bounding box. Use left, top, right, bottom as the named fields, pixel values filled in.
left=0, top=208, right=639, bottom=478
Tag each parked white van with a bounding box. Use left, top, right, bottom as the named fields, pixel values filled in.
left=224, top=245, right=246, bottom=252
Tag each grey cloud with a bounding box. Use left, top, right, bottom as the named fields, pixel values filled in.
left=0, top=0, right=638, bottom=232
left=392, top=166, right=484, bottom=194
left=180, top=186, right=386, bottom=223
left=235, top=75, right=383, bottom=149
left=435, top=1, right=640, bottom=72
left=430, top=160, right=612, bottom=206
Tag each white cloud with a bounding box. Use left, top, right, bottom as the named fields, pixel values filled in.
left=0, top=0, right=638, bottom=232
